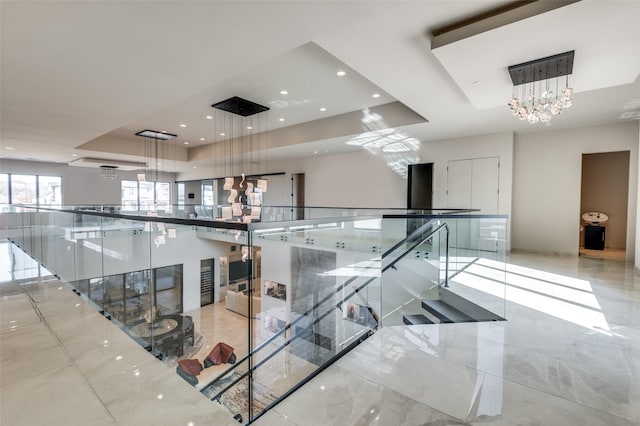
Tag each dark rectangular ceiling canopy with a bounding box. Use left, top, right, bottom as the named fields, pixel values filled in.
left=212, top=96, right=270, bottom=117
left=508, top=50, right=574, bottom=86
left=135, top=130, right=177, bottom=140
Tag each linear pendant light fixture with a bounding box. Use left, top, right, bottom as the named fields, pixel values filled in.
left=507, top=50, right=575, bottom=125
left=211, top=96, right=270, bottom=223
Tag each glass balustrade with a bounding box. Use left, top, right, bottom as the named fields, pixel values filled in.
left=0, top=204, right=506, bottom=424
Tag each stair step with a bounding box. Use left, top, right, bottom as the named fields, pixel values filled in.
left=439, top=288, right=505, bottom=322
left=421, top=299, right=476, bottom=323
left=403, top=314, right=435, bottom=325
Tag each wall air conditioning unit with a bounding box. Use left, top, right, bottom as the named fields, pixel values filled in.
left=68, top=157, right=147, bottom=171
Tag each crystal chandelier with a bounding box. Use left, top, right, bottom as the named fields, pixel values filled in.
left=100, top=165, right=118, bottom=180
left=507, top=50, right=574, bottom=125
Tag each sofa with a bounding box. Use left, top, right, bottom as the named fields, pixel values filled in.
left=176, top=342, right=237, bottom=391
left=225, top=290, right=261, bottom=318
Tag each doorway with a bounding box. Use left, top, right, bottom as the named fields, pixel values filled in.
left=200, top=258, right=214, bottom=306
left=407, top=163, right=433, bottom=210
left=579, top=151, right=629, bottom=260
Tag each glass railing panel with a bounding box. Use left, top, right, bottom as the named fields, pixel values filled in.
left=441, top=215, right=507, bottom=319
left=200, top=358, right=250, bottom=424
left=0, top=205, right=24, bottom=243
left=241, top=216, right=381, bottom=422
left=50, top=209, right=78, bottom=283
left=379, top=214, right=507, bottom=325
left=3, top=205, right=507, bottom=422
left=39, top=210, right=56, bottom=273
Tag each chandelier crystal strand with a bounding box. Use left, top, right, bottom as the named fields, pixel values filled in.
left=507, top=51, right=574, bottom=125
left=508, top=74, right=573, bottom=124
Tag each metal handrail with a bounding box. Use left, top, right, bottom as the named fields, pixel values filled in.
left=207, top=219, right=452, bottom=418
left=383, top=222, right=450, bottom=287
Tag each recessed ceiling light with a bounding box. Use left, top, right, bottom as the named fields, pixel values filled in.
left=179, top=124, right=187, bottom=127
left=372, top=93, right=381, bottom=98
left=336, top=70, right=346, bottom=77
left=192, top=166, right=197, bottom=169
left=280, top=90, right=288, bottom=95
left=71, top=154, right=78, bottom=157
left=206, top=116, right=213, bottom=120
left=220, top=132, right=226, bottom=136
left=313, top=150, right=318, bottom=154
left=246, top=126, right=253, bottom=130
left=184, top=142, right=190, bottom=145
left=199, top=138, right=205, bottom=141
left=5, top=147, right=14, bottom=150
left=320, top=107, right=327, bottom=112
left=278, top=118, right=285, bottom=122
left=161, top=130, right=167, bottom=133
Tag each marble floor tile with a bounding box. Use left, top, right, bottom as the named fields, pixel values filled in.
left=336, top=328, right=486, bottom=420
left=0, top=364, right=117, bottom=426
left=3, top=240, right=640, bottom=426
left=0, top=294, right=41, bottom=332
left=0, top=322, right=71, bottom=388
left=466, top=374, right=640, bottom=426
left=268, top=365, right=471, bottom=426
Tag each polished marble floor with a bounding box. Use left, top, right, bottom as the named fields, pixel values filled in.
left=257, top=252, right=640, bottom=426
left=0, top=241, right=238, bottom=426
left=2, top=239, right=640, bottom=425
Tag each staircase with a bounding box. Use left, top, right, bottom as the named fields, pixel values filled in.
left=402, top=284, right=505, bottom=325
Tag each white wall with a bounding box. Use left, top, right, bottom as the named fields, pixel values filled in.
left=265, top=150, right=406, bottom=208
left=418, top=132, right=514, bottom=218
left=512, top=121, right=638, bottom=259
left=636, top=122, right=640, bottom=269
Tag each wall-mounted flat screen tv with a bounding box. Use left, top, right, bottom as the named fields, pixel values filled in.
left=229, top=260, right=252, bottom=282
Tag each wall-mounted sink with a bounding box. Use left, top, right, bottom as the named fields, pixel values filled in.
left=582, top=211, right=608, bottom=224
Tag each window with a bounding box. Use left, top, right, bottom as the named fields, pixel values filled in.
left=38, top=176, right=62, bottom=206
left=138, top=181, right=154, bottom=210
left=177, top=183, right=185, bottom=211
left=155, top=182, right=170, bottom=210
left=121, top=180, right=171, bottom=211
left=202, top=181, right=214, bottom=206
left=10, top=174, right=37, bottom=204
left=0, top=174, right=8, bottom=204
left=0, top=174, right=63, bottom=206
left=121, top=180, right=138, bottom=211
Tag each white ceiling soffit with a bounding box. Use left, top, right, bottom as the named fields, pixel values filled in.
left=431, top=1, right=640, bottom=111
left=68, top=157, right=147, bottom=171
left=109, top=42, right=399, bottom=151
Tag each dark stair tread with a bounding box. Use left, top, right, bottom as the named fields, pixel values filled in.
left=421, top=299, right=476, bottom=323
left=439, top=288, right=505, bottom=322
left=403, top=314, right=435, bottom=325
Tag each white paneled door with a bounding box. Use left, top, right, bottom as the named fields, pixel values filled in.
left=447, top=157, right=500, bottom=252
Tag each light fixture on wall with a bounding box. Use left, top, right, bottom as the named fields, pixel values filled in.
left=507, top=50, right=574, bottom=125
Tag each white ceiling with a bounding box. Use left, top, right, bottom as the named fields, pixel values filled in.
left=1, top=1, right=639, bottom=175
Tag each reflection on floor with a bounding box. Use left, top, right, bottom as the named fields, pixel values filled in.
left=259, top=252, right=640, bottom=425
left=3, top=239, right=639, bottom=425
left=579, top=246, right=626, bottom=261
left=0, top=241, right=238, bottom=426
